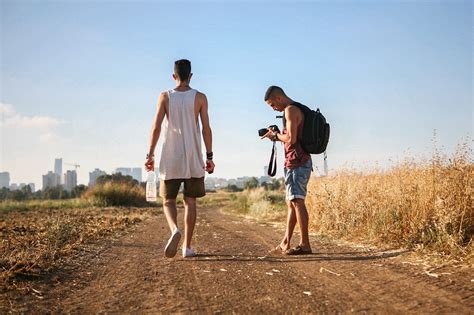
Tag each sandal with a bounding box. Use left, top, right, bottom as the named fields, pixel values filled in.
left=285, top=246, right=312, bottom=255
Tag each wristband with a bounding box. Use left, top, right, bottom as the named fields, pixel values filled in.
left=146, top=153, right=154, bottom=159
left=206, top=152, right=213, bottom=160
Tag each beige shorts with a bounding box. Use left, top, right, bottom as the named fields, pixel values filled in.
left=159, top=177, right=205, bottom=199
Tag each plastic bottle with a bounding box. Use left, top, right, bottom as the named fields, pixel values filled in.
left=146, top=171, right=157, bottom=202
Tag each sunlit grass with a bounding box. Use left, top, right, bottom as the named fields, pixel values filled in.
left=307, top=140, right=473, bottom=258
left=221, top=188, right=287, bottom=221
left=0, top=198, right=92, bottom=212
left=82, top=182, right=150, bottom=207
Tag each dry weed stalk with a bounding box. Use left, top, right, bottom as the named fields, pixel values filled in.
left=307, top=140, right=473, bottom=258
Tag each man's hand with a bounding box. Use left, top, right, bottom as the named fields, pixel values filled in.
left=206, top=160, right=215, bottom=174
left=144, top=155, right=155, bottom=172
left=260, top=128, right=278, bottom=141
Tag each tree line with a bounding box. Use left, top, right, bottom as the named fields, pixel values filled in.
left=0, top=173, right=139, bottom=201
left=224, top=177, right=283, bottom=192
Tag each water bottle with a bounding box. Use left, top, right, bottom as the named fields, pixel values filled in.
left=146, top=171, right=157, bottom=202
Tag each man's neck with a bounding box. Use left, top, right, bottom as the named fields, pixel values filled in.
left=282, top=96, right=294, bottom=107
left=175, top=81, right=191, bottom=91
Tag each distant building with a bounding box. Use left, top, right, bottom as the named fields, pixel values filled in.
left=64, top=170, right=77, bottom=192
left=114, top=167, right=142, bottom=182
left=131, top=168, right=142, bottom=182
left=264, top=166, right=269, bottom=176
left=0, top=172, right=10, bottom=188
left=43, top=171, right=61, bottom=190
left=10, top=183, right=18, bottom=191
left=115, top=168, right=131, bottom=177
left=28, top=183, right=35, bottom=192
left=89, top=168, right=106, bottom=186
left=54, top=158, right=62, bottom=184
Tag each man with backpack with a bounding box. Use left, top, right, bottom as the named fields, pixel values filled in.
left=262, top=86, right=313, bottom=255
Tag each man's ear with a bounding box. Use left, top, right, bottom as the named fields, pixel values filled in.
left=188, top=73, right=193, bottom=81
left=172, top=73, right=177, bottom=80
left=276, top=95, right=283, bottom=104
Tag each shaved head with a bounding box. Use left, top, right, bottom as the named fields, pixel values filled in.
left=264, top=85, right=286, bottom=101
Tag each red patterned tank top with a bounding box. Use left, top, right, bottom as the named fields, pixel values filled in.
left=283, top=103, right=311, bottom=169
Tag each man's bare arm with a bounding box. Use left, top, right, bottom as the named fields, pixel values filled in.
left=147, top=92, right=167, bottom=157
left=267, top=106, right=299, bottom=144
left=198, top=93, right=213, bottom=154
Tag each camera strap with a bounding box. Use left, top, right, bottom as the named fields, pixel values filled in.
left=268, top=141, right=277, bottom=177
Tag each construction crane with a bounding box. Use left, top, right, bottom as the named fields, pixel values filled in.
left=65, top=163, right=80, bottom=172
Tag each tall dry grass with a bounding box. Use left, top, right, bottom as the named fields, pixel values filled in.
left=307, top=141, right=473, bottom=257
left=82, top=182, right=148, bottom=207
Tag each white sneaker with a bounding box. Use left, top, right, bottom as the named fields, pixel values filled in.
left=182, top=247, right=196, bottom=258
left=164, top=228, right=181, bottom=258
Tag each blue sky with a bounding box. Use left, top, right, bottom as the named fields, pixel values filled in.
left=1, top=0, right=472, bottom=188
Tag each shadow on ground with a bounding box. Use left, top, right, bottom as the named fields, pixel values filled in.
left=183, top=249, right=410, bottom=263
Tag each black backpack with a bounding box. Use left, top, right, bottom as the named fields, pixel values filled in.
left=285, top=102, right=330, bottom=154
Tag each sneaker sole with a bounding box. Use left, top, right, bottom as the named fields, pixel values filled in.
left=164, top=232, right=181, bottom=258
left=182, top=250, right=196, bottom=258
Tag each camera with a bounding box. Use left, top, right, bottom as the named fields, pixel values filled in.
left=258, top=125, right=280, bottom=137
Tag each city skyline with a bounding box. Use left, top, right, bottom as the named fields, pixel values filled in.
left=1, top=1, right=472, bottom=189
left=2, top=156, right=280, bottom=190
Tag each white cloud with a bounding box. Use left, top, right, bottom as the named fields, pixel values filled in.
left=0, top=103, right=64, bottom=130
left=0, top=103, right=15, bottom=117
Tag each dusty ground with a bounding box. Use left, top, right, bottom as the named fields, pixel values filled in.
left=3, top=205, right=473, bottom=314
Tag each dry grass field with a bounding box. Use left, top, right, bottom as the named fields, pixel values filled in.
left=307, top=141, right=473, bottom=260
left=0, top=181, right=156, bottom=285
left=0, top=206, right=156, bottom=283
left=1, top=182, right=472, bottom=313
left=232, top=141, right=472, bottom=262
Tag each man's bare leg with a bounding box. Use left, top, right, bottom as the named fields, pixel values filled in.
left=292, top=198, right=311, bottom=250
left=183, top=196, right=197, bottom=249
left=278, top=201, right=297, bottom=251
left=163, top=198, right=182, bottom=258
left=163, top=198, right=178, bottom=233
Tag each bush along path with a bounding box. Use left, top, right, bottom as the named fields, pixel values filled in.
left=3, top=205, right=473, bottom=313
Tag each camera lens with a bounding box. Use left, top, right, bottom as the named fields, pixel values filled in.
left=258, top=128, right=268, bottom=137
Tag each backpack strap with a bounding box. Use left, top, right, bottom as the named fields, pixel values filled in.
left=290, top=102, right=311, bottom=114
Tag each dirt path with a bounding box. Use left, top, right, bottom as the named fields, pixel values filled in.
left=10, top=206, right=474, bottom=313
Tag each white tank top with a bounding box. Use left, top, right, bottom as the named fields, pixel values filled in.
left=158, top=89, right=206, bottom=180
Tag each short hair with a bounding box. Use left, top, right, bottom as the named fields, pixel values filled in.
left=174, top=59, right=191, bottom=81
left=264, top=85, right=285, bottom=101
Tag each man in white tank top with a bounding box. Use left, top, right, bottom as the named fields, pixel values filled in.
left=145, top=59, right=215, bottom=258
